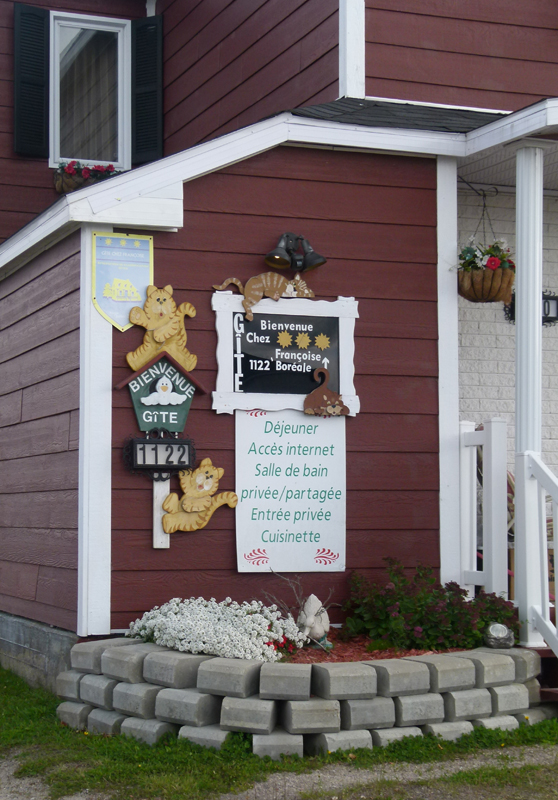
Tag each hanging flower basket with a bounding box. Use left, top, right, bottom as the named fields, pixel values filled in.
left=458, top=266, right=515, bottom=303
left=53, top=161, right=122, bottom=195
left=458, top=240, right=516, bottom=304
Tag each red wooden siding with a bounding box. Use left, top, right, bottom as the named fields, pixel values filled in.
left=0, top=231, right=81, bottom=630
left=159, top=0, right=339, bottom=155
left=365, top=0, right=558, bottom=111
left=0, top=0, right=144, bottom=244
left=110, top=146, right=439, bottom=629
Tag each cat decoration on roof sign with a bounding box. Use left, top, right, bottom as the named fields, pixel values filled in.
left=304, top=368, right=350, bottom=417
left=213, top=271, right=314, bottom=320
left=126, top=284, right=197, bottom=373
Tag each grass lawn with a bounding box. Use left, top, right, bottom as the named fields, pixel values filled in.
left=2, top=665, right=558, bottom=800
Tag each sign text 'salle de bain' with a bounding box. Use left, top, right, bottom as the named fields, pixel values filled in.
left=236, top=409, right=346, bottom=572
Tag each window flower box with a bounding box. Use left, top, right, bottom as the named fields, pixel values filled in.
left=54, top=161, right=122, bottom=194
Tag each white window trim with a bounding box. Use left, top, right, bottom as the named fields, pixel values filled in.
left=49, top=11, right=131, bottom=170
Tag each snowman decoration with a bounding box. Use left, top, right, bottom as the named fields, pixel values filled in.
left=141, top=376, right=187, bottom=406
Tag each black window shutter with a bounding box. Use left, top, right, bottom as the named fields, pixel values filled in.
left=132, top=15, right=163, bottom=165
left=13, top=3, right=49, bottom=158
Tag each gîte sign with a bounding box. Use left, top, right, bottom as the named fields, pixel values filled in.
left=115, top=354, right=205, bottom=433
left=212, top=293, right=359, bottom=414
left=235, top=409, right=346, bottom=572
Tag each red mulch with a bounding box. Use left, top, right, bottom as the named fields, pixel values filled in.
left=288, top=628, right=461, bottom=663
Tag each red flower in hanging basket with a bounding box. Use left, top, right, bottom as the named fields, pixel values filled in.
left=457, top=239, right=515, bottom=303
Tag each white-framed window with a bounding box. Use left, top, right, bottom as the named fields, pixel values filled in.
left=49, top=11, right=131, bottom=170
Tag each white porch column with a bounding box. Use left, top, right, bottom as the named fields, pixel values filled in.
left=514, top=143, right=546, bottom=646
left=436, top=156, right=461, bottom=586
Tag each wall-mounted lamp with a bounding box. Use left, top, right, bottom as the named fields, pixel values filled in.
left=264, top=232, right=327, bottom=273
left=504, top=291, right=558, bottom=326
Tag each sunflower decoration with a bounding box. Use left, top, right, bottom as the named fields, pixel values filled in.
left=296, top=332, right=311, bottom=349
left=315, top=333, right=331, bottom=351
left=277, top=330, right=292, bottom=348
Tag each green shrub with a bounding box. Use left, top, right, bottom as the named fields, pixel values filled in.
left=343, top=558, right=519, bottom=650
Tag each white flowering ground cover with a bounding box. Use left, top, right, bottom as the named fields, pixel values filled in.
left=127, top=597, right=308, bottom=661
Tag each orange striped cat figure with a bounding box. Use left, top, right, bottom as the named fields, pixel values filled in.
left=213, top=272, right=314, bottom=321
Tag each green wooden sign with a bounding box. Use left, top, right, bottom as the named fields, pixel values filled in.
left=127, top=357, right=196, bottom=432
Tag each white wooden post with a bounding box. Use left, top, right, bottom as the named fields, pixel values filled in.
left=153, top=479, right=170, bottom=548
left=514, top=143, right=546, bottom=646
left=482, top=418, right=508, bottom=598
left=339, top=0, right=365, bottom=98
left=438, top=156, right=461, bottom=587
left=460, top=420, right=477, bottom=597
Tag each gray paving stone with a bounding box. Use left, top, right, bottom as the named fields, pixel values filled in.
left=113, top=682, right=162, bottom=719
left=524, top=678, right=541, bottom=706
left=87, top=709, right=127, bottom=735
left=79, top=674, right=118, bottom=710
left=155, top=687, right=222, bottom=727
left=371, top=727, right=422, bottom=746
left=143, top=651, right=214, bottom=688
left=56, top=701, right=92, bottom=730
left=253, top=728, right=304, bottom=760
left=536, top=703, right=558, bottom=719
left=472, top=715, right=519, bottom=732
left=56, top=670, right=84, bottom=701
left=475, top=647, right=541, bottom=682
left=121, top=717, right=178, bottom=745
left=70, top=638, right=136, bottom=674
left=395, top=693, right=445, bottom=726
left=489, top=683, right=529, bottom=715
left=304, top=729, right=373, bottom=756
left=259, top=663, right=311, bottom=700
left=404, top=655, right=475, bottom=693
left=422, top=721, right=474, bottom=741
left=197, top=658, right=262, bottom=698
left=364, top=659, right=430, bottom=697
left=221, top=695, right=277, bottom=734
left=178, top=724, right=230, bottom=750
left=448, top=651, right=515, bottom=688
left=443, top=688, right=492, bottom=721
left=312, top=663, right=377, bottom=700
left=514, top=708, right=551, bottom=726
left=101, top=643, right=165, bottom=684
left=283, top=699, right=341, bottom=734
left=340, top=697, right=395, bottom=731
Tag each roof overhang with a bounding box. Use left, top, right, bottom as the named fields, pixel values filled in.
left=4, top=99, right=558, bottom=278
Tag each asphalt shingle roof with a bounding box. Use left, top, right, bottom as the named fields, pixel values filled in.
left=291, top=97, right=507, bottom=133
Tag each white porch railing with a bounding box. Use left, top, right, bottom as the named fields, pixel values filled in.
left=460, top=418, right=508, bottom=599
left=516, top=451, right=558, bottom=653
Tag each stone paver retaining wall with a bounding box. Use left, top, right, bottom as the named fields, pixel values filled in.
left=56, top=640, right=553, bottom=760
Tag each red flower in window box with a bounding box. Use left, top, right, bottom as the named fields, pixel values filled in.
left=54, top=161, right=123, bottom=194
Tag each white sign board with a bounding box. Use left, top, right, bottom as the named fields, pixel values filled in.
left=212, top=294, right=359, bottom=415
left=235, top=409, right=346, bottom=572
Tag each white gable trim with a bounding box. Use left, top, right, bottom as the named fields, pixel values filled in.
left=3, top=99, right=558, bottom=277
